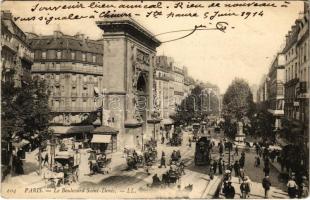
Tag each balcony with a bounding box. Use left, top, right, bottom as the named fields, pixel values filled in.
left=31, top=64, right=103, bottom=75
left=1, top=40, right=17, bottom=52
left=51, top=106, right=97, bottom=112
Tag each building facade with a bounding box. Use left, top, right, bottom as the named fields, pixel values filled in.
left=155, top=56, right=173, bottom=120
left=1, top=11, right=33, bottom=87
left=97, top=18, right=161, bottom=149
left=28, top=31, right=104, bottom=137
left=283, top=3, right=309, bottom=149
left=267, top=54, right=285, bottom=129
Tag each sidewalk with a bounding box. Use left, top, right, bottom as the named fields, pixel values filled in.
left=219, top=176, right=289, bottom=199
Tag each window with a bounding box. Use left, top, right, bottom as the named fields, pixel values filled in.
left=42, top=51, right=46, bottom=59
left=56, top=51, right=62, bottom=59
left=71, top=99, right=76, bottom=107
left=71, top=52, right=75, bottom=60
left=55, top=74, right=60, bottom=81
left=92, top=55, right=96, bottom=63
left=56, top=63, right=60, bottom=70
left=82, top=53, right=86, bottom=61
left=54, top=100, right=59, bottom=107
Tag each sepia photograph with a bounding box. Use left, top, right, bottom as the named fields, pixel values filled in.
left=0, top=0, right=309, bottom=198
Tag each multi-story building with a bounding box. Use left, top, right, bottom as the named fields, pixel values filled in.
left=283, top=23, right=300, bottom=124
left=155, top=55, right=189, bottom=126
left=257, top=75, right=268, bottom=104
left=171, top=64, right=185, bottom=112
left=266, top=54, right=285, bottom=129
left=295, top=3, right=309, bottom=149
left=28, top=31, right=104, bottom=138
left=250, top=84, right=258, bottom=103
left=1, top=11, right=33, bottom=87
left=155, top=56, right=173, bottom=120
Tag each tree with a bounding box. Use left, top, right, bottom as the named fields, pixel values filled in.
left=171, top=85, right=208, bottom=125
left=1, top=75, right=51, bottom=175
left=223, top=78, right=255, bottom=120
left=222, top=78, right=255, bottom=138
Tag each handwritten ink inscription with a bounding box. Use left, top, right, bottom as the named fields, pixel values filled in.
left=10, top=1, right=290, bottom=25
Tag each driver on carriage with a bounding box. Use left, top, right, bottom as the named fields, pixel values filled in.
left=152, top=173, right=161, bottom=187
left=171, top=150, right=178, bottom=162
left=169, top=161, right=178, bottom=173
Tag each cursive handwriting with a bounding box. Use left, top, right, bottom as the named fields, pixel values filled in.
left=155, top=21, right=231, bottom=43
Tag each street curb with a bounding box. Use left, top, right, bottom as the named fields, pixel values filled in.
left=201, top=175, right=223, bottom=198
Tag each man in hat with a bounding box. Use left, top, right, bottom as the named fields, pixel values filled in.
left=262, top=175, right=271, bottom=198
left=223, top=181, right=235, bottom=199
left=287, top=176, right=298, bottom=198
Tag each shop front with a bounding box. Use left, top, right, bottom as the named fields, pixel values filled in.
left=91, top=125, right=118, bottom=153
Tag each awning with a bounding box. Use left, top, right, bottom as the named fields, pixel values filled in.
left=91, top=134, right=111, bottom=143
left=50, top=125, right=94, bottom=135
left=12, top=139, right=30, bottom=148
left=91, top=125, right=118, bottom=134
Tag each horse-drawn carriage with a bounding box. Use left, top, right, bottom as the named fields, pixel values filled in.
left=195, top=137, right=211, bottom=166
left=192, top=123, right=201, bottom=142
left=144, top=143, right=158, bottom=165
left=88, top=150, right=112, bottom=174
left=126, top=149, right=144, bottom=170
left=45, top=151, right=80, bottom=187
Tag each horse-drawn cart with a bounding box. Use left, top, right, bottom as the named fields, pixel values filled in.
left=88, top=150, right=112, bottom=174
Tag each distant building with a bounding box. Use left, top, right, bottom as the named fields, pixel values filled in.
left=250, top=84, right=258, bottom=103
left=28, top=31, right=104, bottom=138
left=1, top=11, right=33, bottom=87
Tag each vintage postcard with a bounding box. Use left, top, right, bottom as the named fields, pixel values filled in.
left=1, top=0, right=309, bottom=199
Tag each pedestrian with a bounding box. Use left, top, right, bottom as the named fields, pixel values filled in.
left=218, top=159, right=223, bottom=174
left=213, top=160, right=217, bottom=174
left=179, top=160, right=186, bottom=175
left=244, top=176, right=251, bottom=198
left=161, top=135, right=165, bottom=144
left=159, top=151, right=166, bottom=168
left=239, top=156, right=245, bottom=169
left=240, top=179, right=249, bottom=199
left=262, top=175, right=271, bottom=198
left=223, top=181, right=235, bottom=199
left=234, top=146, right=239, bottom=156
left=88, top=161, right=93, bottom=175
left=176, top=150, right=181, bottom=160
left=44, top=153, right=49, bottom=166
left=209, top=165, right=214, bottom=180
left=264, top=157, right=270, bottom=168
left=239, top=168, right=245, bottom=184
left=233, top=161, right=240, bottom=177
left=219, top=142, right=224, bottom=155
left=299, top=176, right=309, bottom=198
left=287, top=177, right=298, bottom=198
left=263, top=165, right=270, bottom=176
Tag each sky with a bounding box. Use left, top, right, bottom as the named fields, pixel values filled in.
left=2, top=1, right=304, bottom=93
